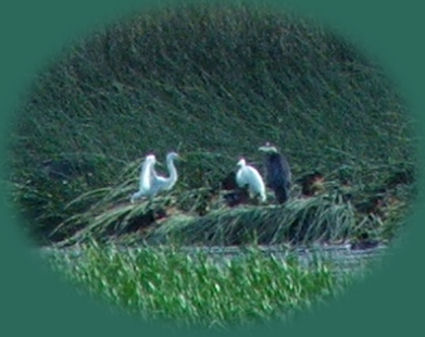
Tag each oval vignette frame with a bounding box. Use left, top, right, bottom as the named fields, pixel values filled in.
left=1, top=0, right=424, bottom=336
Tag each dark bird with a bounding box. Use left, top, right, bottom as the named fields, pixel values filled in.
left=298, top=171, right=325, bottom=197
left=221, top=171, right=238, bottom=191
left=258, top=142, right=291, bottom=203
left=220, top=171, right=251, bottom=207
left=222, top=188, right=250, bottom=207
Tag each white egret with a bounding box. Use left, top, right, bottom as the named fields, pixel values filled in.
left=258, top=142, right=291, bottom=203
left=130, top=154, right=157, bottom=202
left=149, top=152, right=179, bottom=195
left=236, top=158, right=266, bottom=202
left=130, top=152, right=180, bottom=203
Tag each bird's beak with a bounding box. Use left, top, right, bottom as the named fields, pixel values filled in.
left=258, top=144, right=276, bottom=153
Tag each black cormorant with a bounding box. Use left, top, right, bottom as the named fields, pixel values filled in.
left=258, top=142, right=291, bottom=203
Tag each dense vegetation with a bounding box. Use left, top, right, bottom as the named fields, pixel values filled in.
left=6, top=2, right=416, bottom=328
left=45, top=242, right=352, bottom=329
left=9, top=3, right=415, bottom=245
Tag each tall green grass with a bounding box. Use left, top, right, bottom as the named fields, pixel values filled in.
left=45, top=242, right=349, bottom=328
left=8, top=2, right=416, bottom=243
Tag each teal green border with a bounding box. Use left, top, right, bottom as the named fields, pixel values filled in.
left=1, top=0, right=424, bottom=336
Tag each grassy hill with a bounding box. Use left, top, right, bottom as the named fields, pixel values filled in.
left=8, top=2, right=416, bottom=245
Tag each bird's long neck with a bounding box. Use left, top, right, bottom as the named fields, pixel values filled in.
left=165, top=157, right=177, bottom=184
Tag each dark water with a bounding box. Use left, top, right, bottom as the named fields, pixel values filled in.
left=40, top=243, right=387, bottom=278
left=181, top=244, right=387, bottom=277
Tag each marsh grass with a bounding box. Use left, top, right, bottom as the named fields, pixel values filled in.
left=46, top=242, right=348, bottom=328
left=49, top=157, right=413, bottom=247
left=8, top=2, right=416, bottom=245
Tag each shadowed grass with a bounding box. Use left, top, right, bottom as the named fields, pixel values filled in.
left=147, top=197, right=356, bottom=246
left=49, top=156, right=414, bottom=247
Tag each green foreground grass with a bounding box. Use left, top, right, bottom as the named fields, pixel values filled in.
left=46, top=242, right=350, bottom=328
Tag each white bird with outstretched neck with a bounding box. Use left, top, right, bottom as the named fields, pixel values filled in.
left=236, top=158, right=266, bottom=202
left=130, top=152, right=179, bottom=203
left=130, top=154, right=156, bottom=202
